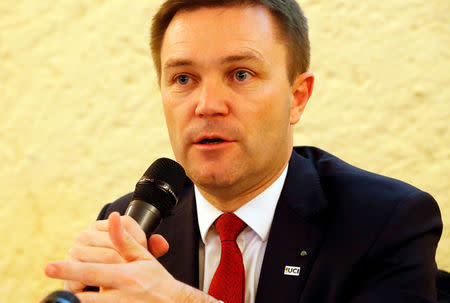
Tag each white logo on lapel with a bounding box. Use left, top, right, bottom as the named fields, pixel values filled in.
left=284, top=266, right=301, bottom=276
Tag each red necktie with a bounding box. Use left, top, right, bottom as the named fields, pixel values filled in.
left=208, top=213, right=247, bottom=303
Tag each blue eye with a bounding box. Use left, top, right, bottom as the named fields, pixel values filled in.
left=176, top=74, right=190, bottom=85
left=234, top=70, right=250, bottom=82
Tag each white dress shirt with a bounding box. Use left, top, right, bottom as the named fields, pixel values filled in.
left=195, top=165, right=288, bottom=303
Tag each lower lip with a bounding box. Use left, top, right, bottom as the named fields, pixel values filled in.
left=193, top=141, right=234, bottom=150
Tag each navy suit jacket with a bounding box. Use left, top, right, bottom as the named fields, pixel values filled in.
left=98, top=146, right=442, bottom=303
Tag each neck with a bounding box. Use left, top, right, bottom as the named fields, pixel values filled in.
left=197, top=158, right=289, bottom=213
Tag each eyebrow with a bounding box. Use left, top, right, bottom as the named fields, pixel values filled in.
left=220, top=51, right=264, bottom=64
left=163, top=51, right=264, bottom=71
left=163, top=59, right=194, bottom=70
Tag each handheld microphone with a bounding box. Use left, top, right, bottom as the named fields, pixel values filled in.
left=42, top=290, right=80, bottom=303
left=125, top=158, right=186, bottom=238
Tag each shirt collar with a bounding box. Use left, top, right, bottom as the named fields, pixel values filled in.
left=195, top=164, right=288, bottom=243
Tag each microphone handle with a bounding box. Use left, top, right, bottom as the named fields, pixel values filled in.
left=125, top=200, right=162, bottom=239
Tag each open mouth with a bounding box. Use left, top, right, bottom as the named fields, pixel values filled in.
left=198, top=138, right=226, bottom=144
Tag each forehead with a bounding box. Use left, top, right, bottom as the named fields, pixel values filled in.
left=160, top=5, right=286, bottom=69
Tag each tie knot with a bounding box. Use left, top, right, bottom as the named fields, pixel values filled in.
left=214, top=213, right=247, bottom=242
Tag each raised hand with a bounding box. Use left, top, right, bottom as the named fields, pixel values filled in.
left=62, top=213, right=168, bottom=294
left=44, top=212, right=217, bottom=303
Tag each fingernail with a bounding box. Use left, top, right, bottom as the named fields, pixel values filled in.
left=45, top=264, right=58, bottom=276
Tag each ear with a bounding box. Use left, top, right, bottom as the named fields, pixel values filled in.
left=290, top=72, right=314, bottom=125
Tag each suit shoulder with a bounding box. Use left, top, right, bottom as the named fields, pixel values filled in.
left=293, top=146, right=430, bottom=209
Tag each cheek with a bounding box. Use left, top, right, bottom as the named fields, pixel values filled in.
left=243, top=88, right=291, bottom=136
left=161, top=95, right=197, bottom=155
left=161, top=99, right=184, bottom=153
left=162, top=95, right=187, bottom=133
left=161, top=102, right=175, bottom=133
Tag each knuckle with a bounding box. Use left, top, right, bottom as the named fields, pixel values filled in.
left=119, top=272, right=141, bottom=287
left=136, top=232, right=147, bottom=248
left=113, top=265, right=139, bottom=285
left=74, top=230, right=90, bottom=244
left=122, top=215, right=137, bottom=229
left=64, top=280, right=83, bottom=293
left=81, top=267, right=99, bottom=285
left=104, top=250, right=123, bottom=263
left=88, top=221, right=97, bottom=230
left=67, top=246, right=76, bottom=257
left=68, top=246, right=84, bottom=261
left=118, top=263, right=153, bottom=288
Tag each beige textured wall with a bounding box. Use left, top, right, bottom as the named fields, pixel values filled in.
left=0, top=0, right=448, bottom=300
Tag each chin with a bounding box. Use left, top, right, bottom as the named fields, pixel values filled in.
left=188, top=165, right=238, bottom=189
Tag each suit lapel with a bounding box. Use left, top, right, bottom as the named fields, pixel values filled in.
left=255, top=150, right=330, bottom=303
left=155, top=149, right=331, bottom=301
left=155, top=180, right=200, bottom=288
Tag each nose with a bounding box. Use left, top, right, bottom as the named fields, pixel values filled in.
left=194, top=78, right=230, bottom=117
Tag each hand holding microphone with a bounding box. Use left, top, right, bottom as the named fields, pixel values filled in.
left=43, top=159, right=221, bottom=302
left=62, top=213, right=168, bottom=294
left=54, top=158, right=184, bottom=294
left=45, top=211, right=182, bottom=302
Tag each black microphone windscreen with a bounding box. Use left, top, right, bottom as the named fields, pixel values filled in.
left=142, top=157, right=186, bottom=196
left=131, top=158, right=186, bottom=217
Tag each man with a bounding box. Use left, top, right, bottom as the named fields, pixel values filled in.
left=44, top=0, right=442, bottom=302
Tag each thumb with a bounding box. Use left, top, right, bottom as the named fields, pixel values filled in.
left=108, top=212, right=153, bottom=262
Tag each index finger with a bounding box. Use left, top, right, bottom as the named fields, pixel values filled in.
left=45, top=261, right=123, bottom=289
left=90, top=219, right=108, bottom=231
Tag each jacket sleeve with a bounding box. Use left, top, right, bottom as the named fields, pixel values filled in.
left=350, top=191, right=443, bottom=303
left=96, top=203, right=111, bottom=220
left=95, top=193, right=133, bottom=220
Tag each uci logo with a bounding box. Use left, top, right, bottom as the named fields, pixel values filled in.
left=284, top=266, right=301, bottom=276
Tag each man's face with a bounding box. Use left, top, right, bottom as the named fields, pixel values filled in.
left=160, top=5, right=310, bottom=201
